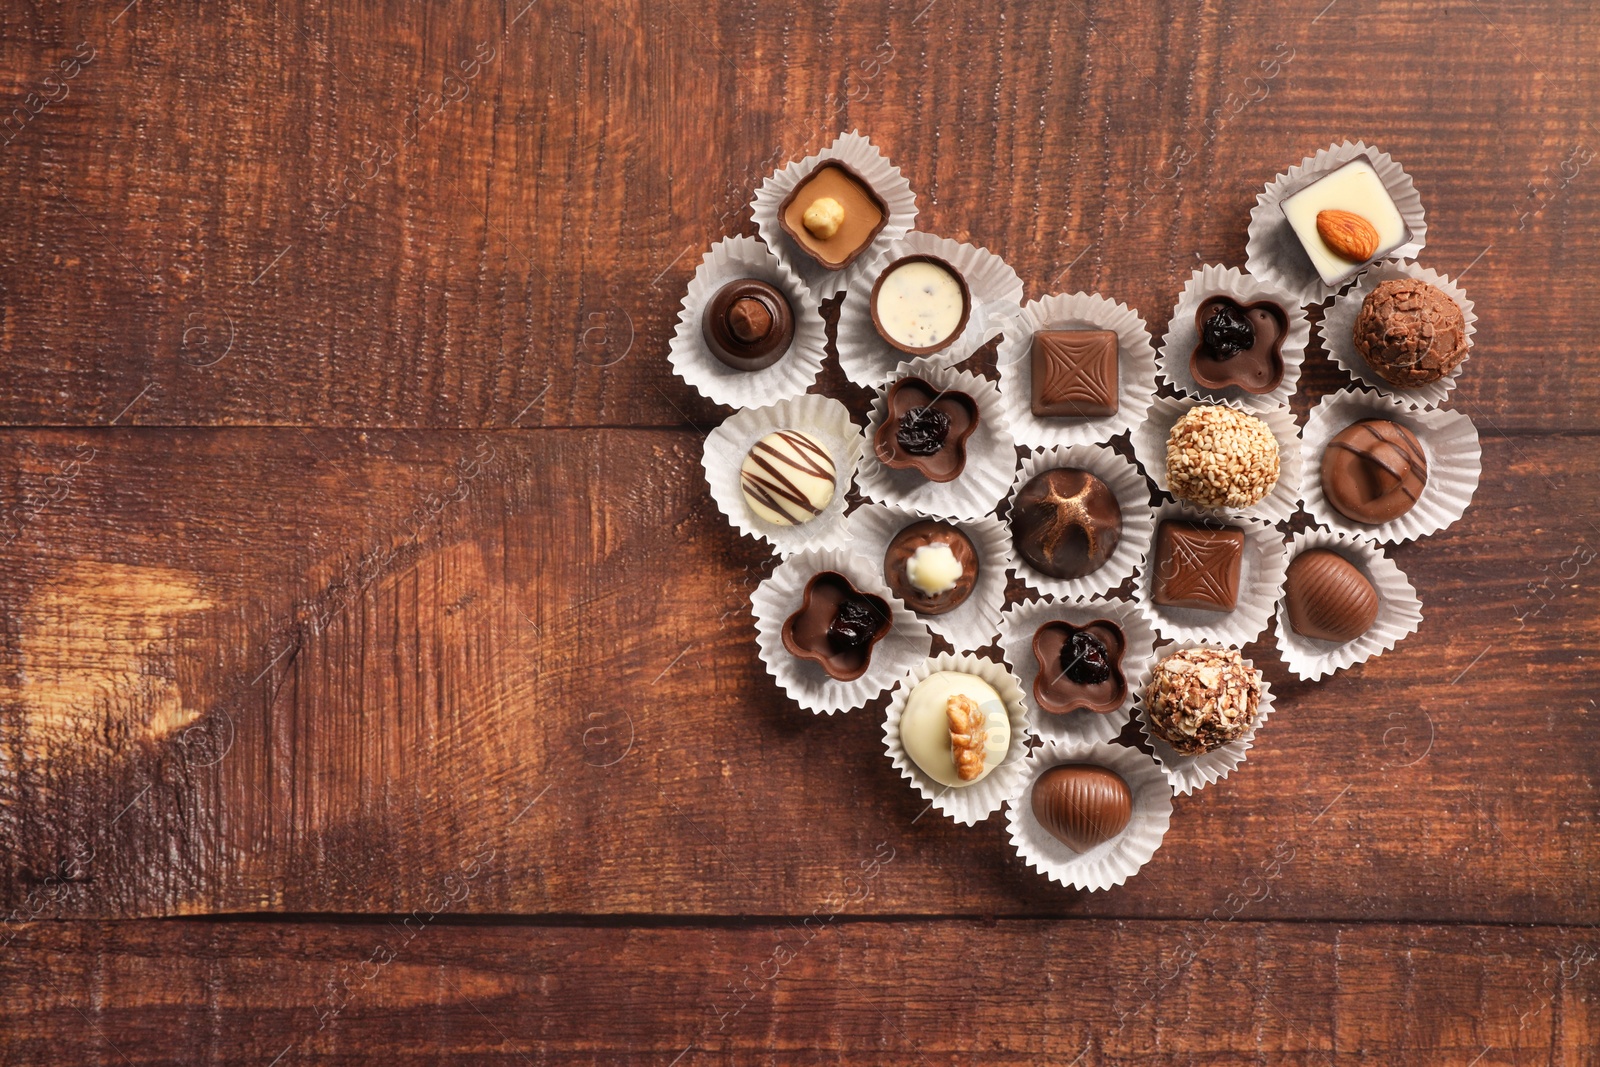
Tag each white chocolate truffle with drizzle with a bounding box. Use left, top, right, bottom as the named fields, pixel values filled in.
left=739, top=429, right=837, bottom=526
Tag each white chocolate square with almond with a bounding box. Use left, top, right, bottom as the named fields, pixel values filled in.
left=1280, top=157, right=1409, bottom=286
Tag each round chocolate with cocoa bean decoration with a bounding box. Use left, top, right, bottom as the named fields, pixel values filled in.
left=1031, top=764, right=1133, bottom=853
left=1284, top=549, right=1379, bottom=643
left=1011, top=468, right=1123, bottom=579
left=882, top=519, right=979, bottom=616
left=1321, top=418, right=1428, bottom=525
left=702, top=278, right=794, bottom=371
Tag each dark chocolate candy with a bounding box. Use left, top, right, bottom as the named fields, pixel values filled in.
left=882, top=519, right=979, bottom=616
left=872, top=376, right=979, bottom=483
left=1190, top=296, right=1287, bottom=395
left=1031, top=764, right=1133, bottom=852
left=1011, top=468, right=1123, bottom=579
left=1284, top=548, right=1379, bottom=643
left=1031, top=620, right=1127, bottom=715
left=1321, top=418, right=1428, bottom=524
left=1030, top=329, right=1119, bottom=418
left=777, top=160, right=889, bottom=271
left=1153, top=520, right=1244, bottom=612
left=781, top=571, right=893, bottom=682
left=703, top=279, right=795, bottom=371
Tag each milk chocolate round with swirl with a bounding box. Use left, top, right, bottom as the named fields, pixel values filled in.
left=702, top=279, right=794, bottom=371
left=1321, top=418, right=1427, bottom=524
left=1284, top=549, right=1379, bottom=643
left=1011, top=468, right=1123, bottom=579
left=882, top=519, right=979, bottom=615
left=1031, top=764, right=1133, bottom=852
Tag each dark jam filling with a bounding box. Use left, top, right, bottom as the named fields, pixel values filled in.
left=895, top=406, right=950, bottom=455
left=827, top=599, right=880, bottom=652
left=1062, top=630, right=1112, bottom=685
left=1201, top=302, right=1255, bottom=361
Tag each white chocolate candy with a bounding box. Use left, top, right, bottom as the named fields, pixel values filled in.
left=906, top=542, right=962, bottom=596
left=874, top=260, right=965, bottom=350
left=739, top=429, right=836, bottom=526
left=900, top=670, right=1009, bottom=788
left=1280, top=158, right=1408, bottom=286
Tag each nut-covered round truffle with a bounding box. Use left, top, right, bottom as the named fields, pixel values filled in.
left=1143, top=646, right=1261, bottom=755
left=1165, top=405, right=1280, bottom=510
left=1353, top=278, right=1468, bottom=388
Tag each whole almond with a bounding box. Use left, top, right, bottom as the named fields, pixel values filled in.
left=1316, top=209, right=1380, bottom=262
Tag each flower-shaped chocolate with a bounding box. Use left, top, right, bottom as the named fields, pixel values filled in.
left=1030, top=620, right=1127, bottom=715
left=1189, top=296, right=1287, bottom=395
left=872, top=376, right=980, bottom=483
left=781, top=571, right=893, bottom=682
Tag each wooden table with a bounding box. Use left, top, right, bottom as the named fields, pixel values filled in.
left=2, top=0, right=1596, bottom=1062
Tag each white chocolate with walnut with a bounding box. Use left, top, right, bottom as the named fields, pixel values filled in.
left=900, top=671, right=1008, bottom=787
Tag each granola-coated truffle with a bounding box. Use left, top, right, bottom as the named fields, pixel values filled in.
left=1143, top=646, right=1261, bottom=754
left=1353, top=278, right=1468, bottom=388
left=1165, top=405, right=1280, bottom=510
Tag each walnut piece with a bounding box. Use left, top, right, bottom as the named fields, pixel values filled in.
left=946, top=694, right=989, bottom=781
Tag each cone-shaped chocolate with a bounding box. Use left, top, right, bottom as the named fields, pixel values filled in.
left=1031, top=764, right=1132, bottom=852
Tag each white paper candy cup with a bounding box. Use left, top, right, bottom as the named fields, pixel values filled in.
left=844, top=503, right=1012, bottom=653
left=752, top=546, right=932, bottom=716
left=882, top=652, right=1030, bottom=825
left=1317, top=260, right=1476, bottom=410
left=668, top=236, right=829, bottom=409
left=1274, top=527, right=1424, bottom=681
left=836, top=231, right=1025, bottom=387
left=1156, top=263, right=1310, bottom=411
left=997, top=597, right=1158, bottom=745
left=1246, top=140, right=1427, bottom=307
left=1005, top=738, right=1173, bottom=891
left=856, top=357, right=1018, bottom=522
left=751, top=130, right=919, bottom=303
left=1006, top=443, right=1156, bottom=600
left=1131, top=394, right=1304, bottom=525
left=1301, top=387, right=1480, bottom=545
left=1134, top=501, right=1289, bottom=646
left=992, top=291, right=1160, bottom=449
left=702, top=394, right=863, bottom=557
left=1136, top=646, right=1276, bottom=796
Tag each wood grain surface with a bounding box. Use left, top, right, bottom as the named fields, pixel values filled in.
left=1, top=0, right=1597, bottom=1061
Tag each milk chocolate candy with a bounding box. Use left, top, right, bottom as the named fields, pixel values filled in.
left=1031, top=330, right=1119, bottom=417
left=1190, top=296, right=1287, bottom=395
left=1152, top=520, right=1244, bottom=613
left=872, top=376, right=980, bottom=483
left=882, top=519, right=979, bottom=615
left=1031, top=764, right=1133, bottom=852
left=1321, top=418, right=1428, bottom=524
left=777, top=160, right=889, bottom=271
left=702, top=278, right=795, bottom=371
left=1030, top=620, right=1127, bottom=715
left=781, top=571, right=893, bottom=682
left=1284, top=548, right=1379, bottom=643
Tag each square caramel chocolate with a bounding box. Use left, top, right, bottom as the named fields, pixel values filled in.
left=777, top=160, right=889, bottom=272
left=1153, top=520, right=1244, bottom=612
left=1030, top=329, right=1119, bottom=418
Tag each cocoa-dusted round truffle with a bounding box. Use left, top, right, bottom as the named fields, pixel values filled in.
left=1321, top=418, right=1427, bottom=525
left=1353, top=278, right=1468, bottom=388
left=1165, top=405, right=1280, bottom=510
left=883, top=520, right=979, bottom=616
left=1011, top=468, right=1123, bottom=580
left=702, top=278, right=794, bottom=371
left=1143, top=646, right=1261, bottom=755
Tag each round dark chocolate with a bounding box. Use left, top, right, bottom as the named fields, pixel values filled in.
left=702, top=279, right=794, bottom=371
left=1031, top=764, right=1133, bottom=853
left=1284, top=548, right=1380, bottom=643
left=882, top=519, right=979, bottom=616
left=1011, top=468, right=1123, bottom=579
left=1321, top=418, right=1428, bottom=525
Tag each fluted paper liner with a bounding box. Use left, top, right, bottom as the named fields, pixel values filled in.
left=751, top=131, right=918, bottom=302
left=993, top=291, right=1159, bottom=448
left=1006, top=443, right=1156, bottom=600
left=702, top=394, right=863, bottom=557
left=1157, top=264, right=1310, bottom=411
left=881, top=652, right=1030, bottom=825
left=1301, top=387, right=1480, bottom=545
left=1246, top=140, right=1427, bottom=307
left=1136, top=646, right=1276, bottom=796
left=1274, top=527, right=1424, bottom=681
left=1131, top=394, right=1304, bottom=525
left=1317, top=260, right=1476, bottom=410
left=752, top=547, right=932, bottom=715
left=997, top=597, right=1158, bottom=745
left=1134, top=501, right=1289, bottom=646
left=856, top=357, right=1018, bottom=521
left=836, top=232, right=1024, bottom=387
left=668, top=236, right=829, bottom=409
left=845, top=503, right=1012, bottom=653
left=1005, top=738, right=1173, bottom=891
